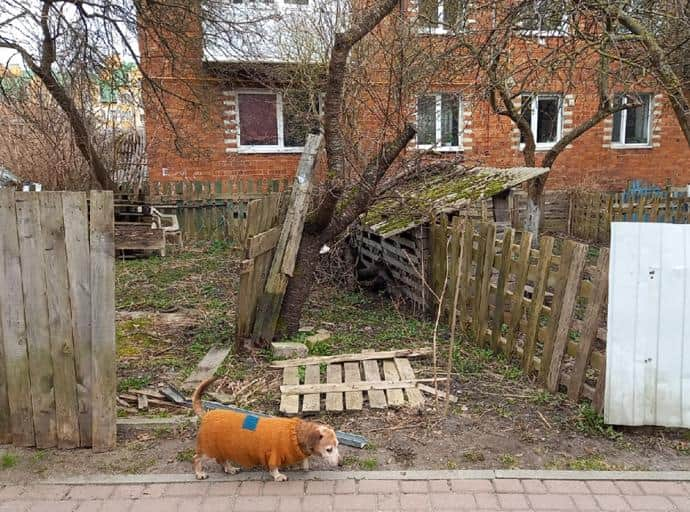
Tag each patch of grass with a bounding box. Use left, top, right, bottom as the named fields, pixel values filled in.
left=306, top=339, right=331, bottom=356
left=176, top=448, right=196, bottom=463
left=1, top=453, right=17, bottom=469
left=529, top=389, right=560, bottom=406
left=498, top=454, right=518, bottom=469
left=117, top=375, right=152, bottom=393
left=575, top=403, right=622, bottom=441
left=116, top=318, right=156, bottom=358
left=501, top=365, right=523, bottom=380
left=358, top=458, right=379, bottom=470
left=462, top=450, right=485, bottom=463
left=446, top=460, right=459, bottom=469
left=565, top=455, right=611, bottom=471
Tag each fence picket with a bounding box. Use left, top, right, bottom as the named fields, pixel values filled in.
left=491, top=229, right=513, bottom=352
left=504, top=231, right=533, bottom=357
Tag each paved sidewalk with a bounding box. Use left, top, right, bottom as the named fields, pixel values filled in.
left=1, top=475, right=690, bottom=512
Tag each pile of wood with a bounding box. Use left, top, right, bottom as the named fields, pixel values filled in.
left=116, top=388, right=186, bottom=413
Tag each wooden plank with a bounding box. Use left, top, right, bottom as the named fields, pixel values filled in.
left=62, top=193, right=93, bottom=447
left=491, top=229, right=513, bottom=351
left=270, top=348, right=432, bottom=368
left=325, top=364, right=343, bottom=412
left=522, top=236, right=555, bottom=373
left=545, top=241, right=588, bottom=392
left=281, top=379, right=422, bottom=394
left=253, top=134, right=322, bottom=343
left=417, top=383, right=458, bottom=403
left=39, top=193, right=80, bottom=449
left=183, top=346, right=232, bottom=390
left=504, top=231, right=533, bottom=356
left=247, top=226, right=281, bottom=259
left=470, top=224, right=488, bottom=335
left=476, top=223, right=496, bottom=346
left=363, top=359, right=387, bottom=409
left=15, top=192, right=57, bottom=448
left=395, top=358, right=424, bottom=407
left=90, top=191, right=116, bottom=452
left=302, top=365, right=321, bottom=413
left=343, top=362, right=363, bottom=410
left=457, top=219, right=473, bottom=329
left=279, top=367, right=300, bottom=415
left=382, top=359, right=405, bottom=407
left=568, top=249, right=610, bottom=401
left=593, top=354, right=606, bottom=414
left=0, top=272, right=8, bottom=444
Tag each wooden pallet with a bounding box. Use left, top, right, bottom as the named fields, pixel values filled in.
left=278, top=354, right=426, bottom=415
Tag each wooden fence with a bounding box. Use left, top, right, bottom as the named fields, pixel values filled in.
left=430, top=218, right=608, bottom=410
left=0, top=190, right=116, bottom=451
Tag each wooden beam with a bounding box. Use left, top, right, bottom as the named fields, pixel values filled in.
left=270, top=348, right=431, bottom=368
left=282, top=379, right=422, bottom=395
left=247, top=226, right=281, bottom=259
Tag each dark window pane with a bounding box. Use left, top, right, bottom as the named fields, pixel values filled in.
left=624, top=95, right=650, bottom=144
left=238, top=93, right=278, bottom=146
left=612, top=111, right=622, bottom=143
left=443, top=0, right=460, bottom=27
left=440, top=94, right=459, bottom=146
left=283, top=91, right=320, bottom=148
left=520, top=95, right=532, bottom=144
left=417, top=96, right=436, bottom=145
left=419, top=0, right=439, bottom=28
left=519, top=0, right=565, bottom=31
left=536, top=97, right=559, bottom=143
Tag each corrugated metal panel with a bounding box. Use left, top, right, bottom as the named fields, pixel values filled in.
left=606, top=222, right=690, bottom=427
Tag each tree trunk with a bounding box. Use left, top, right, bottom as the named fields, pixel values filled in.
left=276, top=233, right=323, bottom=338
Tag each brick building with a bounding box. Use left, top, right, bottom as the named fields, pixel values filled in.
left=139, top=1, right=690, bottom=191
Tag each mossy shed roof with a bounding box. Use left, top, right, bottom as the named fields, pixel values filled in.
left=362, top=166, right=550, bottom=238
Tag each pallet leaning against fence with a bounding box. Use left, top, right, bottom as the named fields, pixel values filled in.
left=0, top=190, right=116, bottom=450
left=430, top=219, right=609, bottom=411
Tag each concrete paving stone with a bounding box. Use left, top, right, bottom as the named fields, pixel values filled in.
left=29, top=502, right=78, bottom=512
left=238, top=480, right=264, bottom=496
left=358, top=479, right=399, bottom=494
left=233, top=496, right=279, bottom=512
left=430, top=493, right=477, bottom=510
left=587, top=481, right=620, bottom=495
left=376, top=493, right=401, bottom=510
left=111, top=485, right=145, bottom=500
left=498, top=493, right=531, bottom=510
left=334, top=479, right=356, bottom=494
left=277, top=496, right=302, bottom=512
left=67, top=485, right=115, bottom=501
left=141, top=484, right=168, bottom=498
left=670, top=496, right=690, bottom=512
left=571, top=494, right=599, bottom=511
left=450, top=479, right=494, bottom=493
left=0, top=485, right=27, bottom=499
left=333, top=494, right=376, bottom=510
left=494, top=479, right=524, bottom=493
left=429, top=480, right=451, bottom=493
left=305, top=480, right=335, bottom=495
left=164, top=482, right=209, bottom=496
left=594, top=494, right=631, bottom=511
left=474, top=492, right=500, bottom=509
left=528, top=493, right=576, bottom=510
left=303, top=494, right=334, bottom=511
left=625, top=495, right=675, bottom=511
left=522, top=480, right=548, bottom=494
left=615, top=482, right=644, bottom=496
left=0, top=500, right=30, bottom=512
left=207, top=481, right=241, bottom=496
left=30, top=485, right=71, bottom=500
left=201, top=496, right=234, bottom=512
left=400, top=480, right=428, bottom=493
left=130, top=498, right=181, bottom=512
left=638, top=481, right=688, bottom=496
left=683, top=482, right=690, bottom=495
left=98, top=500, right=136, bottom=512
left=263, top=480, right=305, bottom=496
left=73, top=502, right=103, bottom=512
left=544, top=480, right=591, bottom=494
left=401, top=493, right=431, bottom=510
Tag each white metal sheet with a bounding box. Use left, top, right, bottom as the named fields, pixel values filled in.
left=606, top=222, right=690, bottom=427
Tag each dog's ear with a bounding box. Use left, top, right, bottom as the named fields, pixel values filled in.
left=306, top=424, right=323, bottom=453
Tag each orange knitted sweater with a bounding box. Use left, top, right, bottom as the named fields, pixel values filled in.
left=196, top=410, right=307, bottom=469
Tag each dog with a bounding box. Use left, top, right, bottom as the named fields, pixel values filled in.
left=191, top=376, right=341, bottom=481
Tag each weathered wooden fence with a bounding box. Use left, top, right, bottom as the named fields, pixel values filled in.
left=431, top=218, right=608, bottom=410
left=0, top=190, right=116, bottom=451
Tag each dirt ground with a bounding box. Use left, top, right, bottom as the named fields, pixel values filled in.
left=1, top=243, right=689, bottom=483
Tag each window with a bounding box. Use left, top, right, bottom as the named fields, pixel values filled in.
left=419, top=0, right=464, bottom=33
left=517, top=0, right=568, bottom=36
left=416, top=93, right=462, bottom=150
left=611, top=94, right=652, bottom=147
left=237, top=90, right=320, bottom=152
left=519, top=94, right=563, bottom=150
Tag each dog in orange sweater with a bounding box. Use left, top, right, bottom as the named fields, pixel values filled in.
left=191, top=377, right=340, bottom=481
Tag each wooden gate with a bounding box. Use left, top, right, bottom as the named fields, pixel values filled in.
left=0, top=190, right=116, bottom=451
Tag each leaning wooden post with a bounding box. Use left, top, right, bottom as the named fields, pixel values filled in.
left=252, top=134, right=322, bottom=344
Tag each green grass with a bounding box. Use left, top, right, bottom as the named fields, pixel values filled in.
left=565, top=455, right=611, bottom=471
left=176, top=448, right=196, bottom=463
left=1, top=453, right=17, bottom=469
left=498, top=454, right=518, bottom=469
left=358, top=458, right=379, bottom=470
left=575, top=403, right=622, bottom=441
left=117, top=376, right=152, bottom=393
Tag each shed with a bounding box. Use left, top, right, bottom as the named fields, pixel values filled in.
left=353, top=166, right=550, bottom=312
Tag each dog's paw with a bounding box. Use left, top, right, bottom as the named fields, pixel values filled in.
left=195, top=471, right=209, bottom=480
left=273, top=473, right=288, bottom=482
left=223, top=462, right=240, bottom=475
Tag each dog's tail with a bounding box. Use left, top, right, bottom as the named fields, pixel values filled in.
left=192, top=376, right=218, bottom=418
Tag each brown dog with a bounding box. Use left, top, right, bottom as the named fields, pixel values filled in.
left=191, top=377, right=340, bottom=481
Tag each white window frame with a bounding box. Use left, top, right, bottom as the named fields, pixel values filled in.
left=415, top=93, right=464, bottom=152
left=417, top=1, right=474, bottom=35
left=519, top=93, right=563, bottom=151
left=610, top=94, right=653, bottom=149
left=517, top=1, right=569, bottom=38
left=236, top=89, right=318, bottom=154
